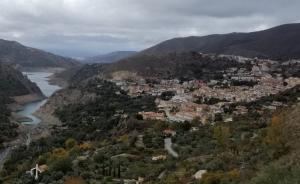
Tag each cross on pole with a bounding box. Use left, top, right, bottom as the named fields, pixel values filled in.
left=27, top=164, right=42, bottom=180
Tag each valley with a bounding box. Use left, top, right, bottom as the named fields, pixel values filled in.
left=17, top=71, right=61, bottom=125
left=0, top=69, right=62, bottom=171
left=0, top=22, right=300, bottom=184
left=1, top=50, right=299, bottom=183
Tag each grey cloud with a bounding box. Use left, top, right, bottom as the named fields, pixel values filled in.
left=0, top=0, right=299, bottom=57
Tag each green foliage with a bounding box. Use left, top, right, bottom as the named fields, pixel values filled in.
left=55, top=79, right=157, bottom=141
left=263, top=115, right=289, bottom=159
left=2, top=76, right=299, bottom=184
left=213, top=125, right=231, bottom=149
left=200, top=170, right=240, bottom=184
left=160, top=91, right=176, bottom=101
left=49, top=157, right=72, bottom=173
left=65, top=138, right=78, bottom=150
left=249, top=165, right=300, bottom=184
left=0, top=94, right=18, bottom=145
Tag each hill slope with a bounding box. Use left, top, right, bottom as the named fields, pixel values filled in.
left=106, top=52, right=250, bottom=80
left=0, top=63, right=43, bottom=145
left=0, top=39, right=80, bottom=68
left=142, top=23, right=300, bottom=60
left=84, top=51, right=137, bottom=63
left=0, top=63, right=42, bottom=96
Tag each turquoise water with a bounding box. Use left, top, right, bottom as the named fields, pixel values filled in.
left=17, top=72, right=61, bottom=125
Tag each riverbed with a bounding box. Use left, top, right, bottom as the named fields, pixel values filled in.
left=17, top=72, right=61, bottom=125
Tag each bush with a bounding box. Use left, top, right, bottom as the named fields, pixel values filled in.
left=201, top=170, right=240, bottom=184
left=50, top=157, right=72, bottom=173
left=65, top=138, right=78, bottom=150
left=249, top=165, right=300, bottom=184
left=64, top=176, right=86, bottom=184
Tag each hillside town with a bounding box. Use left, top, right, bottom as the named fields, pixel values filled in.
left=2, top=1, right=300, bottom=182
left=111, top=55, right=300, bottom=124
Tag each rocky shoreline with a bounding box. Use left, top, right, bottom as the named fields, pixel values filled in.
left=0, top=69, right=66, bottom=169
left=22, top=66, right=68, bottom=88
left=7, top=93, right=45, bottom=123
left=7, top=93, right=45, bottom=111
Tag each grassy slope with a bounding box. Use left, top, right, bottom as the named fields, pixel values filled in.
left=248, top=103, right=300, bottom=184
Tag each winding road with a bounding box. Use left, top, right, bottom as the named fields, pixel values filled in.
left=164, top=138, right=179, bottom=158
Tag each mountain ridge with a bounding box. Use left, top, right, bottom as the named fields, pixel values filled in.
left=83, top=51, right=137, bottom=63
left=141, top=23, right=300, bottom=60
left=0, top=39, right=80, bottom=68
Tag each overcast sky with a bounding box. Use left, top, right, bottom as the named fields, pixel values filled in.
left=0, top=0, right=299, bottom=58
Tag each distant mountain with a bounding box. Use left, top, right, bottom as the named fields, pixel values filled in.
left=69, top=64, right=107, bottom=84
left=84, top=51, right=137, bottom=63
left=0, top=39, right=80, bottom=68
left=142, top=23, right=300, bottom=60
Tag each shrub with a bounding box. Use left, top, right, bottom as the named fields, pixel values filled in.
left=50, top=157, right=72, bottom=173
left=201, top=169, right=240, bottom=184
left=249, top=165, right=300, bottom=184
left=64, top=176, right=86, bottom=184
left=65, top=138, right=78, bottom=150
left=213, top=125, right=231, bottom=149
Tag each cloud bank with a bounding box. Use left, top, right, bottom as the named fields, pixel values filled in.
left=0, top=0, right=299, bottom=57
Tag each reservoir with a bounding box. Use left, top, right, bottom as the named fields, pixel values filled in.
left=17, top=72, right=61, bottom=125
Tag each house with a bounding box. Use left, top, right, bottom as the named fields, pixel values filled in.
left=194, top=170, right=207, bottom=180
left=38, top=165, right=48, bottom=173
left=152, top=155, right=167, bottom=161
left=174, top=111, right=198, bottom=122
left=263, top=105, right=277, bottom=110
left=271, top=101, right=283, bottom=107
left=163, top=129, right=176, bottom=137
left=224, top=117, right=233, bottom=122
left=234, top=105, right=248, bottom=115
left=138, top=111, right=166, bottom=121
left=137, top=177, right=145, bottom=184
left=190, top=127, right=199, bottom=132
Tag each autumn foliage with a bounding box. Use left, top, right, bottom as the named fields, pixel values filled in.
left=264, top=115, right=284, bottom=146
left=64, top=176, right=86, bottom=184
left=213, top=125, right=231, bottom=149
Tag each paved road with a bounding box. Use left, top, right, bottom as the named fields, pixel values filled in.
left=0, top=147, right=12, bottom=170
left=164, top=138, right=179, bottom=158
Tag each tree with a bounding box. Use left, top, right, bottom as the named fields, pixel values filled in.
left=264, top=115, right=284, bottom=146
left=65, top=138, right=77, bottom=150
left=264, top=115, right=288, bottom=158
left=154, top=121, right=168, bottom=132
left=200, top=170, right=240, bottom=184
left=191, top=117, right=201, bottom=126
left=160, top=91, right=176, bottom=101
left=50, top=157, right=73, bottom=173
left=64, top=176, right=86, bottom=184
left=213, top=125, right=231, bottom=149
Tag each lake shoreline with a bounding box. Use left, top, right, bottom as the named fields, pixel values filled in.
left=0, top=69, right=64, bottom=169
